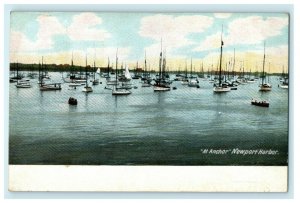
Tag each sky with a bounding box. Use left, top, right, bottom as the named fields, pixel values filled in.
left=10, top=12, right=289, bottom=73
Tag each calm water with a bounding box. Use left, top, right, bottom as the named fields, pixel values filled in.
left=9, top=72, right=288, bottom=165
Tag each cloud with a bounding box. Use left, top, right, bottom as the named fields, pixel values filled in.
left=194, top=15, right=288, bottom=52
left=36, top=14, right=66, bottom=47
left=214, top=13, right=232, bottom=19
left=10, top=31, right=37, bottom=53
left=68, top=13, right=111, bottom=41
left=10, top=13, right=111, bottom=53
left=10, top=14, right=66, bottom=52
left=139, top=14, right=214, bottom=49
left=193, top=32, right=222, bottom=52
left=226, top=16, right=288, bottom=45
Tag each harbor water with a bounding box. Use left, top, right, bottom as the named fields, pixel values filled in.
left=9, top=72, right=288, bottom=165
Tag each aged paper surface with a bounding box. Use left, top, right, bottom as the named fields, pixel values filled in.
left=9, top=166, right=287, bottom=192
left=8, top=11, right=289, bottom=192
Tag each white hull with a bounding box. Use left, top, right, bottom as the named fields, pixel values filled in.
left=280, top=85, right=288, bottom=89
left=112, top=89, right=131, bottom=95
left=82, top=86, right=93, bottom=92
left=181, top=81, right=189, bottom=85
left=153, top=86, right=171, bottom=91
left=75, top=79, right=87, bottom=83
left=259, top=83, right=272, bottom=91
left=213, top=86, right=231, bottom=92
left=188, top=80, right=199, bottom=87
left=260, top=87, right=272, bottom=91
left=16, top=83, right=31, bottom=88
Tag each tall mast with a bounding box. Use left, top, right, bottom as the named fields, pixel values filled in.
left=16, top=61, right=19, bottom=80
left=144, top=51, right=147, bottom=76
left=71, top=51, right=74, bottom=77
left=233, top=48, right=235, bottom=78
left=268, top=62, right=270, bottom=83
left=94, top=60, right=96, bottom=80
left=163, top=48, right=166, bottom=78
left=262, top=41, right=266, bottom=85
left=159, top=38, right=162, bottom=80
left=41, top=56, right=44, bottom=86
left=219, top=25, right=224, bottom=86
left=94, top=50, right=96, bottom=80
left=115, top=49, right=118, bottom=81
left=38, top=61, right=41, bottom=84
left=42, top=56, right=44, bottom=80
left=190, top=57, right=193, bottom=77
left=85, top=54, right=88, bottom=87
left=227, top=61, right=229, bottom=80
left=107, top=57, right=110, bottom=75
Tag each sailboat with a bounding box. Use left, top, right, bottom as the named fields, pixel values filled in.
left=213, top=26, right=231, bottom=93
left=67, top=53, right=82, bottom=88
left=188, top=58, right=200, bottom=88
left=10, top=62, right=23, bottom=83
left=112, top=49, right=131, bottom=95
left=82, top=55, right=93, bottom=92
left=91, top=60, right=99, bottom=85
left=125, top=65, right=131, bottom=80
left=279, top=65, right=288, bottom=89
left=181, top=60, right=189, bottom=85
left=251, top=98, right=269, bottom=107
left=106, top=57, right=118, bottom=85
left=153, top=41, right=171, bottom=91
left=15, top=80, right=32, bottom=88
left=259, top=42, right=272, bottom=91
left=14, top=62, right=32, bottom=88
left=198, top=62, right=205, bottom=79
left=96, top=67, right=101, bottom=75
left=39, top=57, right=61, bottom=91
left=132, top=61, right=142, bottom=79
left=142, top=51, right=151, bottom=87
left=101, top=57, right=110, bottom=78
left=15, top=79, right=32, bottom=88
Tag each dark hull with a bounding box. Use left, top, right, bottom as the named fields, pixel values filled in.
left=68, top=97, right=78, bottom=105
left=251, top=101, right=269, bottom=107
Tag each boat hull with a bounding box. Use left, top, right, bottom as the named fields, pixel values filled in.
left=259, top=84, right=272, bottom=91
left=280, top=85, right=288, bottom=89
left=213, top=86, right=231, bottom=92
left=40, top=84, right=61, bottom=91
left=15, top=84, right=31, bottom=88
left=82, top=86, right=93, bottom=92
left=153, top=86, right=171, bottom=91
left=259, top=87, right=272, bottom=91
left=68, top=97, right=78, bottom=105
left=112, top=90, right=131, bottom=95
left=251, top=100, right=269, bottom=107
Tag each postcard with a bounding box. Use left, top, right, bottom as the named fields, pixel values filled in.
left=8, top=11, right=289, bottom=192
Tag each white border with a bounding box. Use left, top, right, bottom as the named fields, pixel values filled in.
left=9, top=165, right=287, bottom=192
left=2, top=1, right=297, bottom=200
